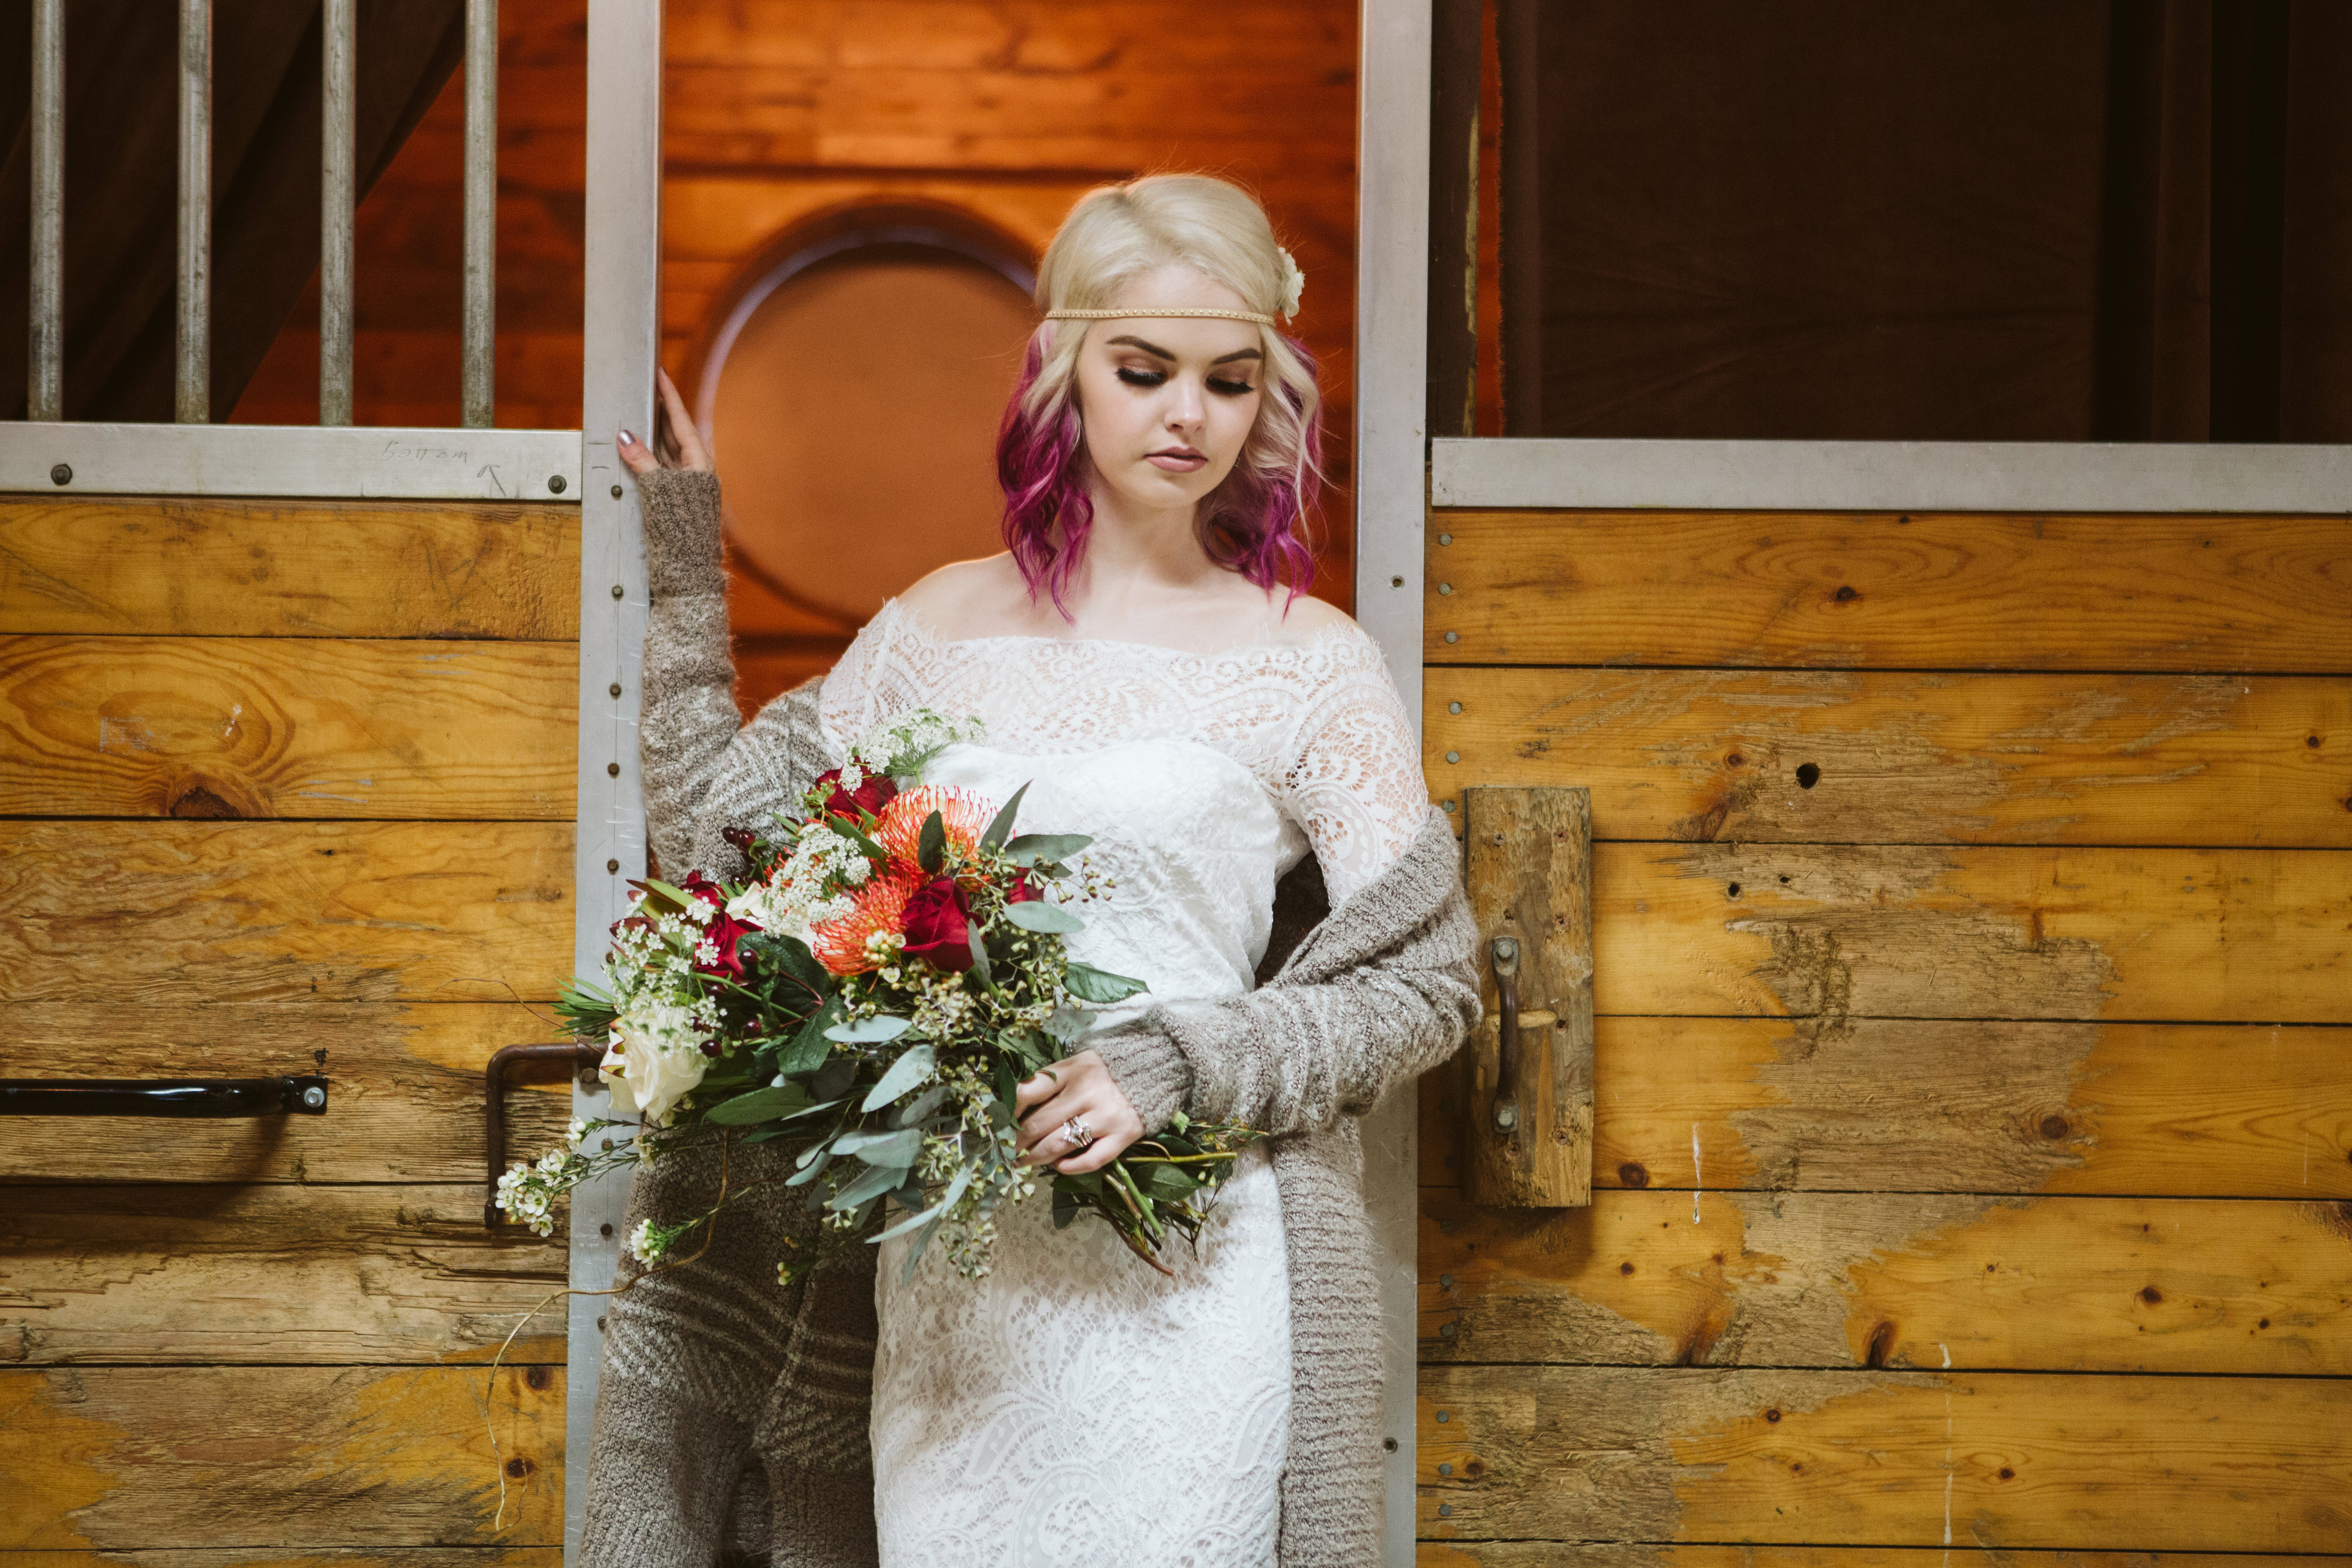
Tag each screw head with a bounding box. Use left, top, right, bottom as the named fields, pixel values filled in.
left=300, top=1084, right=326, bottom=1109
left=609, top=682, right=623, bottom=698
left=1444, top=631, right=1459, bottom=644
left=49, top=463, right=72, bottom=486
left=1448, top=701, right=1462, bottom=714
left=1445, top=750, right=1461, bottom=764
left=1438, top=582, right=1453, bottom=594
left=549, top=474, right=568, bottom=494
left=612, top=584, right=626, bottom=599
left=606, top=858, right=620, bottom=873
left=607, top=761, right=620, bottom=777
left=611, top=483, right=624, bottom=499
left=1438, top=532, right=1452, bottom=545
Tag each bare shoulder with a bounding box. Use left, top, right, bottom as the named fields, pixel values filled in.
left=1265, top=590, right=1363, bottom=647
left=893, top=554, right=1033, bottom=638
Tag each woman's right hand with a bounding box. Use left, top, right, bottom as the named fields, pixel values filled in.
left=617, top=366, right=713, bottom=477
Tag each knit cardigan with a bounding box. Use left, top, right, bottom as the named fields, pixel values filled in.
left=580, top=470, right=1479, bottom=1566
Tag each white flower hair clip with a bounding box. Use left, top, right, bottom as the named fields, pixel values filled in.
left=1277, top=247, right=1306, bottom=321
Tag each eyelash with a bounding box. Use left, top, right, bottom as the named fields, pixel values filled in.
left=1115, top=367, right=1257, bottom=398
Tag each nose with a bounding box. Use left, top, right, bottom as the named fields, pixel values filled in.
left=1164, top=375, right=1206, bottom=433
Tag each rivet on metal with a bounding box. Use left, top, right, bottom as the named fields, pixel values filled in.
left=50, top=463, right=71, bottom=486
left=549, top=474, right=567, bottom=493
left=607, top=762, right=620, bottom=777
left=1390, top=575, right=1404, bottom=588
left=606, top=858, right=620, bottom=873
left=611, top=484, right=624, bottom=499
left=609, top=682, right=623, bottom=698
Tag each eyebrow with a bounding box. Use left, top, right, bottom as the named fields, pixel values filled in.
left=1105, top=333, right=1264, bottom=366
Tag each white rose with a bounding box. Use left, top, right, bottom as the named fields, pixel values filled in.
left=600, top=1012, right=708, bottom=1125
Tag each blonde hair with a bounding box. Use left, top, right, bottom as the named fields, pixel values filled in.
left=998, top=175, right=1323, bottom=606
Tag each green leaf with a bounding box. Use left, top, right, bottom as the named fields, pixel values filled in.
left=833, top=818, right=888, bottom=865
left=1064, top=961, right=1147, bottom=1004
left=1005, top=833, right=1090, bottom=867
left=834, top=1126, right=923, bottom=1165
left=981, top=782, right=1031, bottom=852
left=703, top=1084, right=813, bottom=1125
left=826, top=1014, right=912, bottom=1045
left=917, top=810, right=947, bottom=875
left=965, top=922, right=992, bottom=986
left=871, top=1164, right=974, bottom=1243
left=785, top=1148, right=831, bottom=1186
left=1051, top=1186, right=1078, bottom=1229
left=741, top=931, right=829, bottom=995
left=894, top=1084, right=951, bottom=1129
left=1140, top=1162, right=1200, bottom=1203
left=629, top=877, right=694, bottom=914
left=1001, top=901, right=1083, bottom=934
left=779, top=995, right=843, bottom=1074
left=1043, top=1007, right=1095, bottom=1046
left=860, top=1044, right=936, bottom=1111
left=827, top=1159, right=910, bottom=1209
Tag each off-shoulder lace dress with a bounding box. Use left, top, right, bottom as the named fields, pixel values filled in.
left=819, top=599, right=1425, bottom=1567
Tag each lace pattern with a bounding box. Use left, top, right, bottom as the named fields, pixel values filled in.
left=819, top=599, right=1426, bottom=904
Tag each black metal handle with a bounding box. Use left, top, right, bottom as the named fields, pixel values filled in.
left=485, top=1042, right=607, bottom=1226
left=1, top=1075, right=329, bottom=1117
left=1491, top=936, right=1521, bottom=1131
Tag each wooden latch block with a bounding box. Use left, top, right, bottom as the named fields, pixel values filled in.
left=1461, top=785, right=1593, bottom=1207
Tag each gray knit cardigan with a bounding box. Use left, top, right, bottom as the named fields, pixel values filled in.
left=580, top=471, right=1478, bottom=1566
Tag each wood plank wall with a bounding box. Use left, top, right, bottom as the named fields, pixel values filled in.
left=1418, top=505, right=2352, bottom=1560
left=0, top=496, right=579, bottom=1554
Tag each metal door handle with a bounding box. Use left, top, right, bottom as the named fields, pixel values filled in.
left=1, top=1074, right=328, bottom=1116
left=485, top=1042, right=606, bottom=1225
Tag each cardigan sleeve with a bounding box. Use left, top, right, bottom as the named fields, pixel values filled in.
left=1088, top=808, right=1478, bottom=1138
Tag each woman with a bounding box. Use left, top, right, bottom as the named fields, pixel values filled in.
left=585, top=175, right=1476, bottom=1567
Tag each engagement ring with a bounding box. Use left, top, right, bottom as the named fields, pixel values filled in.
left=1061, top=1116, right=1095, bottom=1151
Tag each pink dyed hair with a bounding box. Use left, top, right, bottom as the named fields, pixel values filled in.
left=994, top=326, right=1324, bottom=614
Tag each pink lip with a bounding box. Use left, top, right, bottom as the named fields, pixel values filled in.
left=1147, top=448, right=1207, bottom=472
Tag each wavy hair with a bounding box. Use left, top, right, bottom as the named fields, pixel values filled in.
left=995, top=175, right=1324, bottom=613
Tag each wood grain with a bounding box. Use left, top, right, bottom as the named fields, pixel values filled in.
left=0, top=499, right=578, bottom=640
left=1420, top=1018, right=2352, bottom=1198
left=1417, top=1365, right=2352, bottom=1550
left=0, top=637, right=576, bottom=820
left=1463, top=787, right=1594, bottom=1206
left=1, top=1186, right=566, bottom=1366
left=0, top=1366, right=560, bottom=1547
left=1419, top=1548, right=2351, bottom=1567
left=1419, top=1189, right=2352, bottom=1375
left=1425, top=668, right=2352, bottom=847
left=1589, top=842, right=2349, bottom=1022
left=1425, top=510, right=2352, bottom=671
left=0, top=1004, right=573, bottom=1185
left=0, top=822, right=574, bottom=1004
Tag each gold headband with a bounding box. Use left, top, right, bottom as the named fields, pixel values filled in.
left=1045, top=307, right=1278, bottom=326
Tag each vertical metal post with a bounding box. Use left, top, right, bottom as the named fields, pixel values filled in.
left=320, top=0, right=357, bottom=426
left=1357, top=2, right=1433, bottom=1564
left=462, top=0, right=499, bottom=428
left=175, top=0, right=211, bottom=423
left=570, top=0, right=662, bottom=1551
left=28, top=0, right=65, bottom=423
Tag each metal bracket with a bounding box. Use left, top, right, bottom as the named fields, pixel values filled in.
left=485, top=1042, right=606, bottom=1226
left=2, top=1074, right=328, bottom=1116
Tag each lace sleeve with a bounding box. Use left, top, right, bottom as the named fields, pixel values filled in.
left=817, top=601, right=916, bottom=753
left=1280, top=633, right=1428, bottom=905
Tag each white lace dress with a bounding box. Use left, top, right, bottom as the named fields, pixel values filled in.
left=817, top=599, right=1426, bottom=1568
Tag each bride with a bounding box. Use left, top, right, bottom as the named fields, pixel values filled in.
left=584, top=175, right=1476, bottom=1567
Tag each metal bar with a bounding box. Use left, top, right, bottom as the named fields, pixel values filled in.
left=570, top=0, right=664, bottom=1549
left=175, top=0, right=211, bottom=423
left=462, top=0, right=499, bottom=428
left=28, top=0, right=64, bottom=422
left=0, top=422, right=579, bottom=498
left=320, top=0, right=358, bottom=426
left=485, top=1044, right=606, bottom=1225
left=1, top=1076, right=328, bottom=1117
left=1432, top=436, right=2352, bottom=513
left=1355, top=2, right=1433, bottom=1563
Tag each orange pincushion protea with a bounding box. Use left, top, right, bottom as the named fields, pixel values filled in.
left=873, top=785, right=994, bottom=864
left=810, top=864, right=924, bottom=975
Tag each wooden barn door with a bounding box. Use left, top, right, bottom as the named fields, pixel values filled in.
left=0, top=488, right=581, bottom=1551
left=1412, top=443, right=2352, bottom=1557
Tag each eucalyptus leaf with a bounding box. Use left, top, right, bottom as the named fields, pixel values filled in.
left=1005, top=832, right=1091, bottom=867
left=965, top=922, right=992, bottom=986
left=873, top=1164, right=974, bottom=1244
left=1001, top=900, right=1083, bottom=934
left=785, top=1148, right=832, bottom=1187
left=834, top=1126, right=923, bottom=1165
left=1043, top=1007, right=1096, bottom=1045
left=1063, top=961, right=1147, bottom=1005
left=980, top=781, right=1031, bottom=851
left=860, top=1044, right=937, bottom=1111
left=894, top=1084, right=951, bottom=1129
left=703, top=1084, right=813, bottom=1125
left=826, top=1014, right=912, bottom=1045
left=827, top=1159, right=910, bottom=1209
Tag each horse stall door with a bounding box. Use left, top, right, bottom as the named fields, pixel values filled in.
left=1417, top=501, right=2352, bottom=1556
left=0, top=493, right=580, bottom=1554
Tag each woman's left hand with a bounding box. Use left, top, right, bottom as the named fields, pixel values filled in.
left=1014, top=1049, right=1144, bottom=1175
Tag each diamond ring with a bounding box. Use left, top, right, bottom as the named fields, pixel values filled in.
left=1061, top=1116, right=1095, bottom=1152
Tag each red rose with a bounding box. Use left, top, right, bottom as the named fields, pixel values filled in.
left=899, top=875, right=974, bottom=972
left=813, top=767, right=899, bottom=825
left=680, top=871, right=757, bottom=980
left=1007, top=870, right=1043, bottom=904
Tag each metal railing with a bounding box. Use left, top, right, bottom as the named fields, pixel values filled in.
left=9, top=0, right=567, bottom=499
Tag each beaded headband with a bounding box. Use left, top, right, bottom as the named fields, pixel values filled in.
left=1044, top=307, right=1277, bottom=326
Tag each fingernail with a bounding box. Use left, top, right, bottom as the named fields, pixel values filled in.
left=617, top=429, right=635, bottom=445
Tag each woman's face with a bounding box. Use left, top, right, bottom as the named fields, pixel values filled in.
left=1071, top=263, right=1265, bottom=519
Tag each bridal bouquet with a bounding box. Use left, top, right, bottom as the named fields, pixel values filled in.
left=495, top=709, right=1259, bottom=1281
